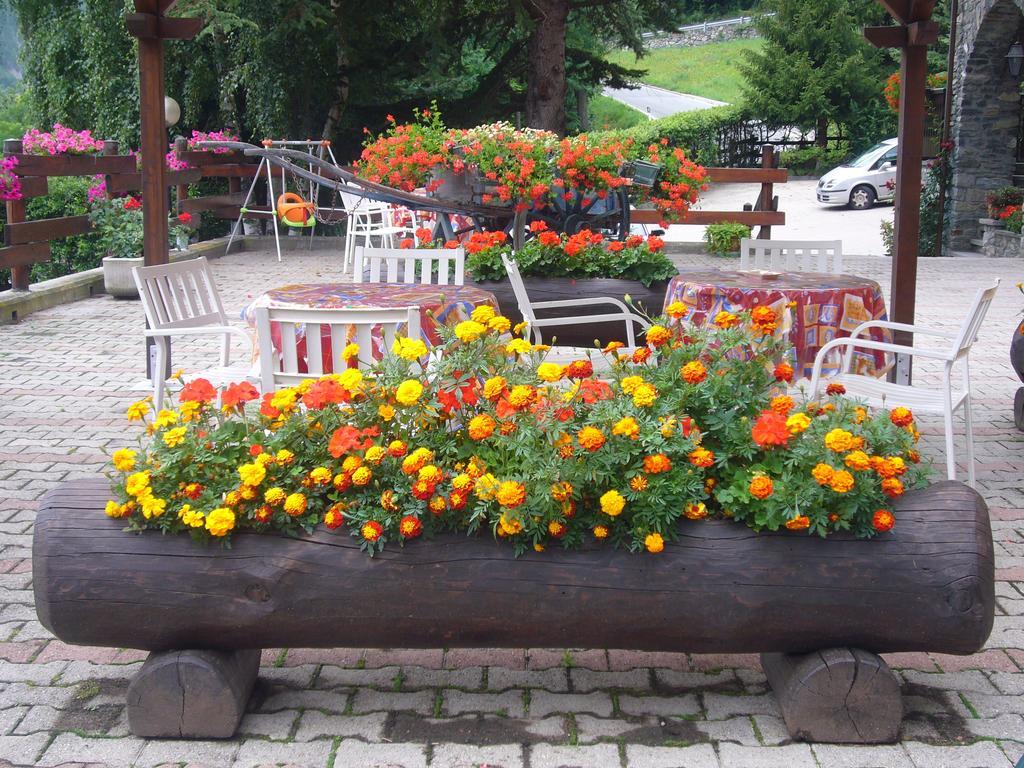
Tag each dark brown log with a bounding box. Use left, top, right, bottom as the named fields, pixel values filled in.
left=5, top=154, right=137, bottom=177
left=127, top=649, right=259, bottom=738
left=3, top=215, right=91, bottom=246
left=706, top=167, right=788, bottom=184
left=125, top=13, right=203, bottom=40
left=178, top=193, right=245, bottom=215
left=105, top=169, right=202, bottom=195
left=0, top=242, right=50, bottom=271
left=33, top=479, right=994, bottom=655
left=630, top=209, right=786, bottom=227
left=176, top=150, right=250, bottom=167
left=465, top=275, right=670, bottom=347
left=762, top=648, right=902, bottom=743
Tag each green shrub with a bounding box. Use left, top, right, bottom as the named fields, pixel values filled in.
left=25, top=177, right=105, bottom=283
left=704, top=221, right=751, bottom=255
left=593, top=105, right=749, bottom=166
left=779, top=145, right=850, bottom=176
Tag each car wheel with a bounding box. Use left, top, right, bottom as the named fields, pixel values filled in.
left=849, top=185, right=876, bottom=210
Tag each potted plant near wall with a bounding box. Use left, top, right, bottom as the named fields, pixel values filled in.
left=91, top=196, right=144, bottom=299
left=170, top=211, right=195, bottom=251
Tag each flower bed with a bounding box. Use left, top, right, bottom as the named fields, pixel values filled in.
left=106, top=303, right=926, bottom=556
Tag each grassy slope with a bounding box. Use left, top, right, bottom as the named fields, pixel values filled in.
left=605, top=38, right=762, bottom=104
left=588, top=94, right=648, bottom=131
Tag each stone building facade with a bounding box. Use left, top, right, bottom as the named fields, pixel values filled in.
left=950, top=0, right=1024, bottom=250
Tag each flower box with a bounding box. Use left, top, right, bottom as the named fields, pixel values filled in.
left=978, top=218, right=1024, bottom=258
left=34, top=477, right=993, bottom=742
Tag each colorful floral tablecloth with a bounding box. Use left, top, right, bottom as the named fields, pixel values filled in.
left=663, top=269, right=892, bottom=378
left=243, top=282, right=499, bottom=373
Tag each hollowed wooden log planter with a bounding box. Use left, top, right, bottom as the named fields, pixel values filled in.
left=34, top=479, right=994, bottom=743
left=467, top=276, right=671, bottom=347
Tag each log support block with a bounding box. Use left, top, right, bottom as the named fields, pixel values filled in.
left=761, top=647, right=902, bottom=744
left=127, top=648, right=260, bottom=738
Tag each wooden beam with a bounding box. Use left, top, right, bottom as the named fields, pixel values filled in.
left=631, top=209, right=786, bottom=227
left=178, top=193, right=245, bottom=215
left=4, top=215, right=91, bottom=246
left=6, top=153, right=136, bottom=177
left=125, top=13, right=203, bottom=40
left=706, top=167, right=789, bottom=184
left=876, top=0, right=912, bottom=23
left=12, top=176, right=48, bottom=199
left=864, top=25, right=907, bottom=48
left=908, top=20, right=940, bottom=46
left=137, top=31, right=168, bottom=266
left=105, top=169, right=202, bottom=195
left=909, top=0, right=937, bottom=22
left=0, top=242, right=50, bottom=270
left=175, top=150, right=251, bottom=166
left=133, top=0, right=180, bottom=13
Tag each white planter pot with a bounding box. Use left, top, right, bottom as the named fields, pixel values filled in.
left=102, top=256, right=143, bottom=299
left=243, top=220, right=262, bottom=236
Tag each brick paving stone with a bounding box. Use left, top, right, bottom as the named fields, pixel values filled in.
left=750, top=716, right=791, bottom=747
left=528, top=743, right=620, bottom=768
left=882, top=653, right=940, bottom=672
left=606, top=650, right=689, bottom=671
left=400, top=666, right=483, bottom=690
left=351, top=689, right=435, bottom=715
left=237, top=710, right=298, bottom=740
left=429, top=743, right=524, bottom=768
left=688, top=654, right=762, bottom=672
left=695, top=716, right=760, bottom=746
left=331, top=740, right=427, bottom=768
left=528, top=649, right=608, bottom=671
left=569, top=669, right=650, bottom=693
left=624, top=744, right=719, bottom=768
left=0, top=706, right=26, bottom=735
left=718, top=743, right=817, bottom=768
left=901, top=670, right=1000, bottom=695
left=0, top=734, right=49, bottom=765
left=963, top=713, right=1024, bottom=741
left=279, top=647, right=363, bottom=667
left=0, top=661, right=65, bottom=685
left=573, top=714, right=657, bottom=743
left=956, top=693, right=1024, bottom=718
left=703, top=693, right=782, bottom=720
left=444, top=649, right=526, bottom=670
left=487, top=668, right=569, bottom=692
left=653, top=669, right=739, bottom=691
left=316, top=665, right=400, bottom=689
left=443, top=690, right=526, bottom=717
left=257, top=688, right=351, bottom=714
left=361, top=649, right=445, bottom=669
left=257, top=664, right=320, bottom=688
left=903, top=741, right=1013, bottom=768
left=293, top=711, right=387, bottom=742
left=134, top=739, right=241, bottom=768
left=616, top=694, right=700, bottom=718
left=931, top=650, right=1018, bottom=673
left=811, top=744, right=914, bottom=768
left=231, top=739, right=333, bottom=768
left=529, top=691, right=614, bottom=718
left=989, top=672, right=1024, bottom=694
left=523, top=716, right=569, bottom=740
left=38, top=734, right=145, bottom=767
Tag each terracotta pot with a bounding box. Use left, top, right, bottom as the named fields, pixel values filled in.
left=467, top=274, right=672, bottom=347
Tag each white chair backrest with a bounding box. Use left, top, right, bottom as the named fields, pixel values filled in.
left=951, top=279, right=1001, bottom=360
left=255, top=305, right=421, bottom=390
left=354, top=246, right=465, bottom=285
left=500, top=253, right=537, bottom=326
left=133, top=256, right=228, bottom=331
left=740, top=239, right=844, bottom=274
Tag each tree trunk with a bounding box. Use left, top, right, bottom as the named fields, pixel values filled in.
left=576, top=87, right=589, bottom=132
left=816, top=115, right=829, bottom=148
left=524, top=0, right=569, bottom=135
left=321, top=4, right=350, bottom=140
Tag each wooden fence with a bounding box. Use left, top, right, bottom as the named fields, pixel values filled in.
left=1, top=138, right=258, bottom=291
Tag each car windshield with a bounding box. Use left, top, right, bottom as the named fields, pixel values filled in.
left=846, top=142, right=893, bottom=168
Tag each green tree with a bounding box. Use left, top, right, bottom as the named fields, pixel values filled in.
left=740, top=0, right=886, bottom=146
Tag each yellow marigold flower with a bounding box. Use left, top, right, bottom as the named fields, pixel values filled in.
left=665, top=301, right=689, bottom=319
left=342, top=456, right=363, bottom=473
left=829, top=469, right=855, bottom=493
left=154, top=409, right=178, bottom=429
left=224, top=490, right=241, bottom=506
left=812, top=463, right=835, bottom=485
left=536, top=362, right=563, bottom=383
left=453, top=473, right=474, bottom=492
left=685, top=502, right=708, bottom=520
left=785, top=412, right=812, bottom=435
left=471, top=304, right=496, bottom=324
left=593, top=525, right=610, bottom=539
left=629, top=475, right=648, bottom=492
left=429, top=495, right=447, bottom=514
left=270, top=389, right=297, bottom=413
left=265, top=487, right=286, bottom=506
left=824, top=428, right=855, bottom=452
left=785, top=515, right=810, bottom=531
left=714, top=311, right=739, bottom=328
left=620, top=375, right=644, bottom=395
left=468, top=414, right=497, bottom=441
left=550, top=481, right=574, bottom=501
left=395, top=379, right=424, bottom=406
left=844, top=450, right=872, bottom=471
left=342, top=343, right=360, bottom=362
left=276, top=449, right=295, bottom=464
left=205, top=507, right=235, bottom=537
left=632, top=383, right=658, bottom=408
left=352, top=466, right=373, bottom=486
left=239, top=486, right=256, bottom=501
left=507, top=385, right=534, bottom=408
left=475, top=473, right=500, bottom=500
left=104, top=500, right=131, bottom=519
left=338, top=368, right=364, bottom=393
left=161, top=426, right=187, bottom=448
left=392, top=336, right=428, bottom=362
left=388, top=440, right=408, bottom=458
left=365, top=446, right=387, bottom=465
left=854, top=406, right=868, bottom=424
left=378, top=404, right=395, bottom=421
left=488, top=316, right=511, bottom=333
left=381, top=490, right=399, bottom=511
left=578, top=426, right=606, bottom=451
left=238, top=462, right=267, bottom=487
left=466, top=456, right=486, bottom=478
left=496, top=480, right=527, bottom=508
left=418, top=464, right=444, bottom=485
left=534, top=542, right=545, bottom=552
left=645, top=532, right=665, bottom=553
left=309, top=466, right=333, bottom=486
left=613, top=416, right=640, bottom=440
left=178, top=505, right=205, bottom=528
left=646, top=324, right=671, bottom=346
left=140, top=494, right=166, bottom=519
left=284, top=492, right=307, bottom=517
left=295, top=379, right=315, bottom=395
left=255, top=452, right=273, bottom=467
left=402, top=453, right=425, bottom=475
left=180, top=400, right=201, bottom=421
left=455, top=320, right=487, bottom=342
left=126, top=399, right=151, bottom=422
left=506, top=338, right=532, bottom=356
left=125, top=471, right=151, bottom=497
left=600, top=490, right=626, bottom=517
left=483, top=376, right=507, bottom=400
left=112, top=448, right=136, bottom=472
left=498, top=513, right=523, bottom=535
left=512, top=321, right=529, bottom=336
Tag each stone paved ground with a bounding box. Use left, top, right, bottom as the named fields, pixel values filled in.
left=1, top=244, right=1023, bottom=768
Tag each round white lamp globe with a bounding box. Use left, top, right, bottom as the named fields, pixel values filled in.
left=164, top=96, right=181, bottom=128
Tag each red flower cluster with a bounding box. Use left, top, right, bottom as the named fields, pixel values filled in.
left=464, top=229, right=508, bottom=255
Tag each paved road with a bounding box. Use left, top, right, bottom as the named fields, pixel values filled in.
left=603, top=82, right=727, bottom=119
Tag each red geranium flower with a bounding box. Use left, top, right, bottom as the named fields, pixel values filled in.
left=328, top=425, right=377, bottom=458
left=179, top=378, right=217, bottom=403
left=751, top=410, right=790, bottom=448
left=221, top=381, right=259, bottom=409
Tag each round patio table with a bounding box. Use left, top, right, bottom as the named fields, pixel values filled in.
left=243, top=282, right=500, bottom=373
left=663, top=269, right=892, bottom=379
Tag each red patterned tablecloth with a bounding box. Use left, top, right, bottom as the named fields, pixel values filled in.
left=243, top=282, right=499, bottom=373
left=663, top=269, right=892, bottom=378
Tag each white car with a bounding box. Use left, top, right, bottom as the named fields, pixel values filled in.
left=816, top=138, right=898, bottom=209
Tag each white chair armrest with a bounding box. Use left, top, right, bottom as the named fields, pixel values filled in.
left=529, top=313, right=645, bottom=328
left=145, top=325, right=255, bottom=353
left=850, top=319, right=957, bottom=340
left=531, top=298, right=651, bottom=327
left=809, top=335, right=955, bottom=396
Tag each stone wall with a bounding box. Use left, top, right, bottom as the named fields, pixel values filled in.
left=645, top=22, right=759, bottom=49
left=950, top=0, right=1024, bottom=250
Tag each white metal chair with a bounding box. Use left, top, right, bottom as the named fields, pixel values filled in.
left=500, top=253, right=649, bottom=350
left=354, top=246, right=465, bottom=286
left=808, top=279, right=1000, bottom=487
left=133, top=257, right=255, bottom=406
left=254, top=305, right=421, bottom=391
left=341, top=191, right=418, bottom=272
left=740, top=239, right=844, bottom=274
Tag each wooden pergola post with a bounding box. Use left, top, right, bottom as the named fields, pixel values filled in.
left=126, top=1, right=202, bottom=267
left=865, top=1, right=939, bottom=385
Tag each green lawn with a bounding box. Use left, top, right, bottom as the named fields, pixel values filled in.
left=605, top=38, right=761, bottom=104
left=588, top=94, right=648, bottom=131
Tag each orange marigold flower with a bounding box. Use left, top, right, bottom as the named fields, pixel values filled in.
left=411, top=478, right=435, bottom=501
left=496, top=481, right=526, bottom=508
left=324, top=505, right=344, bottom=530
left=873, top=509, right=895, bottom=532
left=467, top=414, right=496, bottom=441
left=750, top=306, right=778, bottom=334
left=828, top=469, right=855, bottom=493
left=684, top=502, right=707, bottom=520
left=643, top=454, right=672, bottom=474
left=548, top=520, right=567, bottom=538
left=785, top=515, right=810, bottom=531
left=825, top=382, right=847, bottom=396
left=629, top=475, right=649, bottom=492
left=889, top=407, right=914, bottom=427
left=550, top=481, right=573, bottom=502
left=689, top=447, right=715, bottom=468
left=752, top=411, right=790, bottom=448
left=361, top=520, right=384, bottom=542
left=564, top=359, right=594, bottom=379
left=704, top=477, right=716, bottom=494
left=881, top=477, right=905, bottom=498
left=507, top=385, right=534, bottom=409
left=333, top=472, right=352, bottom=492
left=844, top=450, right=872, bottom=471
left=593, top=525, right=609, bottom=539
left=646, top=325, right=671, bottom=347
left=665, top=301, right=688, bottom=319
left=222, top=381, right=259, bottom=409
left=749, top=474, right=774, bottom=500
left=381, top=490, right=399, bottom=512
left=812, top=463, right=835, bottom=485
left=632, top=347, right=652, bottom=364
left=578, top=426, right=606, bottom=451
left=644, top=532, right=665, bottom=553
left=388, top=439, right=408, bottom=458
left=714, top=311, right=739, bottom=329
left=773, top=362, right=794, bottom=383
left=448, top=490, right=468, bottom=510
left=680, top=360, right=707, bottom=384
left=770, top=395, right=795, bottom=416
left=399, top=515, right=423, bottom=538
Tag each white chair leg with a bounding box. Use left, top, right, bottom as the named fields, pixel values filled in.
left=153, top=340, right=168, bottom=409
left=963, top=396, right=976, bottom=489
left=943, top=405, right=957, bottom=482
